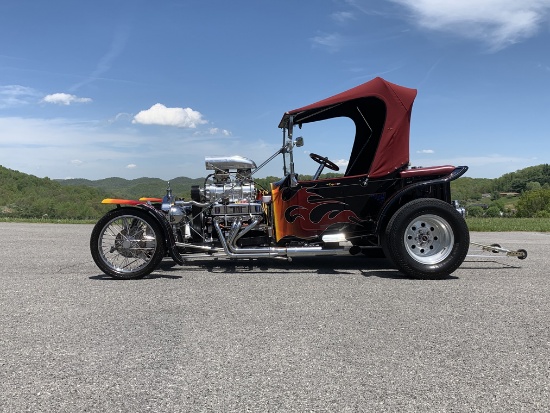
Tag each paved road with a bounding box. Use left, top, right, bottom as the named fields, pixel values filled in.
left=1, top=223, right=549, bottom=412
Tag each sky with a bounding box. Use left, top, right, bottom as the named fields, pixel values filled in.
left=1, top=0, right=550, bottom=181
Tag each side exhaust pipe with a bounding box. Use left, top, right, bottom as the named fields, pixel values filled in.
left=213, top=219, right=351, bottom=259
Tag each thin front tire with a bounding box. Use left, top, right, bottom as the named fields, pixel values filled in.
left=90, top=208, right=165, bottom=279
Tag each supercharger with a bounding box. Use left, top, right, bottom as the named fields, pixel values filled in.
left=200, top=156, right=258, bottom=204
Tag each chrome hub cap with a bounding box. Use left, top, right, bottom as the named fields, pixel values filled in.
left=404, top=214, right=454, bottom=265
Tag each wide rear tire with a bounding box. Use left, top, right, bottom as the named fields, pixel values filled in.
left=90, top=208, right=165, bottom=279
left=383, top=199, right=469, bottom=279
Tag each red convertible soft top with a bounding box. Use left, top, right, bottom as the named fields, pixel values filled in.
left=279, top=77, right=417, bottom=178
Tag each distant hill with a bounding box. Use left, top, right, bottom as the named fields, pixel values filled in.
left=0, top=165, right=110, bottom=219
left=56, top=176, right=205, bottom=200
left=2, top=163, right=549, bottom=220
left=451, top=164, right=550, bottom=202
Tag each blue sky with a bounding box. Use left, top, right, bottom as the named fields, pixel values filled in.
left=1, top=0, right=549, bottom=181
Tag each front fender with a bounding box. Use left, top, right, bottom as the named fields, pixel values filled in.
left=134, top=204, right=184, bottom=265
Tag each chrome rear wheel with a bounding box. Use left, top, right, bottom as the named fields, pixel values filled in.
left=383, top=199, right=469, bottom=279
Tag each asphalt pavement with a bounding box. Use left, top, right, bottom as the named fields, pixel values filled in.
left=0, top=223, right=549, bottom=412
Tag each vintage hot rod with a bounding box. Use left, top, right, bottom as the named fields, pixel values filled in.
left=90, top=77, right=470, bottom=279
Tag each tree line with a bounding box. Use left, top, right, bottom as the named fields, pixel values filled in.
left=0, top=166, right=110, bottom=220
left=451, top=164, right=550, bottom=218
left=2, top=164, right=549, bottom=220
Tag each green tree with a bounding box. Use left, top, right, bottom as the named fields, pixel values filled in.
left=525, top=181, right=542, bottom=192
left=485, top=205, right=501, bottom=217
left=468, top=206, right=484, bottom=217
left=516, top=189, right=550, bottom=217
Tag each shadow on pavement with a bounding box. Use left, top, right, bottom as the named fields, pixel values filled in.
left=88, top=255, right=478, bottom=281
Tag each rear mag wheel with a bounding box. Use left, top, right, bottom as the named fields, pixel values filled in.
left=90, top=208, right=165, bottom=279
left=383, top=199, right=469, bottom=279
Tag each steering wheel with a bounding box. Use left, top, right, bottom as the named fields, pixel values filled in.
left=309, top=153, right=339, bottom=171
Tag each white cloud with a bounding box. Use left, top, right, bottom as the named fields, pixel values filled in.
left=416, top=149, right=435, bottom=154
left=209, top=127, right=231, bottom=136
left=331, top=11, right=356, bottom=22
left=389, top=0, right=550, bottom=50
left=42, top=93, right=92, bottom=105
left=310, top=32, right=346, bottom=52
left=132, top=103, right=207, bottom=128
left=70, top=159, right=84, bottom=166
left=335, top=159, right=349, bottom=168
left=109, top=112, right=133, bottom=124
left=69, top=25, right=130, bottom=91
left=0, top=85, right=40, bottom=108
left=126, top=164, right=137, bottom=169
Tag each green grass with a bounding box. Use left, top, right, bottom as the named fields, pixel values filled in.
left=0, top=217, right=96, bottom=224
left=466, top=217, right=550, bottom=232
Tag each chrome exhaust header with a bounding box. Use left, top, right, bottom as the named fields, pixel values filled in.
left=212, top=219, right=351, bottom=259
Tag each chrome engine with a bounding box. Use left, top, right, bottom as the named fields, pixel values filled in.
left=201, top=156, right=257, bottom=203
left=164, top=155, right=268, bottom=246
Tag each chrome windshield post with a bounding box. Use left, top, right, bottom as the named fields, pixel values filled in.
left=287, top=115, right=296, bottom=178
left=282, top=125, right=288, bottom=176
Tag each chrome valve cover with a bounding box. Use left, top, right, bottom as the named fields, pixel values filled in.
left=211, top=202, right=263, bottom=216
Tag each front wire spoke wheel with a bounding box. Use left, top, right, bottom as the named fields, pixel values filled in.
left=101, top=217, right=155, bottom=272
left=91, top=209, right=165, bottom=279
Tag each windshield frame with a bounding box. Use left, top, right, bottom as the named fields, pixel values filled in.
left=282, top=115, right=295, bottom=177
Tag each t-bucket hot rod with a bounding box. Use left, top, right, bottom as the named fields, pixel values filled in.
left=90, top=77, right=470, bottom=279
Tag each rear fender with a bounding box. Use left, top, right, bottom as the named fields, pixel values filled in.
left=375, top=166, right=468, bottom=235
